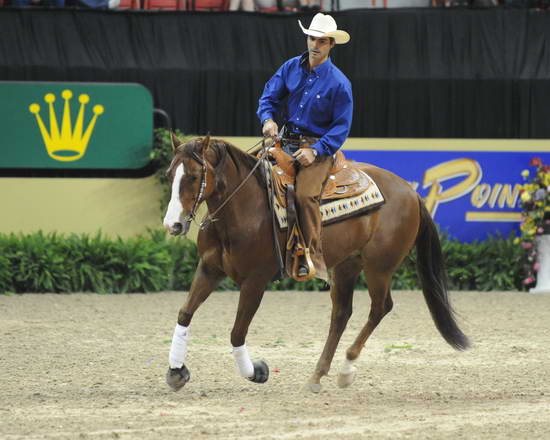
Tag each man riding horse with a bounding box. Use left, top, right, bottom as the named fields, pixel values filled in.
left=257, top=13, right=353, bottom=282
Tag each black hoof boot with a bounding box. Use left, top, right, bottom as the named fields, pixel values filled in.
left=248, top=360, right=269, bottom=384
left=166, top=364, right=191, bottom=391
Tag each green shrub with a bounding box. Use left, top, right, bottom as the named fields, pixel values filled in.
left=0, top=253, right=12, bottom=293
left=0, top=232, right=175, bottom=294
left=391, top=232, right=523, bottom=292
left=443, top=233, right=523, bottom=291
left=0, top=230, right=524, bottom=294
left=2, top=232, right=73, bottom=293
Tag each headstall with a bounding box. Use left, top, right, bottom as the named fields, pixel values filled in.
left=181, top=150, right=208, bottom=226
left=182, top=138, right=271, bottom=230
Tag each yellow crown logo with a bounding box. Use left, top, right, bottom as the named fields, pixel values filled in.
left=29, top=90, right=104, bottom=162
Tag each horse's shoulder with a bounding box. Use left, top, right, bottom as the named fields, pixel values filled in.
left=197, top=227, right=224, bottom=265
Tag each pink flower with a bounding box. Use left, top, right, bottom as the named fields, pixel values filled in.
left=534, top=263, right=541, bottom=272
left=530, top=157, right=542, bottom=167
left=523, top=277, right=535, bottom=285
left=538, top=227, right=545, bottom=234
left=521, top=242, right=533, bottom=249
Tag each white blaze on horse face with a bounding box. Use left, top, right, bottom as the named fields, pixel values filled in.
left=163, top=163, right=185, bottom=229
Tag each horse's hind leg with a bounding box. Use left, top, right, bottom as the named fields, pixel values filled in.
left=166, top=259, right=225, bottom=391
left=337, top=268, right=394, bottom=388
left=307, top=256, right=362, bottom=393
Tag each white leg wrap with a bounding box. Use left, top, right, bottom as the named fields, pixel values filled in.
left=232, top=344, right=254, bottom=378
left=169, top=324, right=189, bottom=369
left=340, top=358, right=356, bottom=375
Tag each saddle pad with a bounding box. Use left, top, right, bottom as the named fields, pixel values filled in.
left=268, top=149, right=375, bottom=207
left=273, top=171, right=385, bottom=230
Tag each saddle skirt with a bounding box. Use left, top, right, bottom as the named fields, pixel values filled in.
left=265, top=147, right=385, bottom=230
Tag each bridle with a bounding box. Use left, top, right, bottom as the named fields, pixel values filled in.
left=177, top=138, right=271, bottom=231
left=180, top=149, right=208, bottom=226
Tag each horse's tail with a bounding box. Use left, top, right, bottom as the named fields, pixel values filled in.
left=415, top=197, right=470, bottom=350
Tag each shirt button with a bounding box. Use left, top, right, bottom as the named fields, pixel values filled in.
left=300, top=104, right=303, bottom=108
left=305, top=92, right=308, bottom=95
left=297, top=118, right=300, bottom=120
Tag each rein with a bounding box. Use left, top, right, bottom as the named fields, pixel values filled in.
left=190, top=138, right=271, bottom=230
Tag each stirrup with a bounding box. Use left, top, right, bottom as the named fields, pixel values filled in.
left=298, top=265, right=309, bottom=278
left=291, top=247, right=316, bottom=281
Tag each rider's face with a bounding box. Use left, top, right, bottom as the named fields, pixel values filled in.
left=307, top=36, right=334, bottom=66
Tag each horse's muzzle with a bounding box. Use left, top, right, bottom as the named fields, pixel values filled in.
left=169, top=220, right=190, bottom=236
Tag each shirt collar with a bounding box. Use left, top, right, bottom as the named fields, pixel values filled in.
left=299, top=51, right=332, bottom=77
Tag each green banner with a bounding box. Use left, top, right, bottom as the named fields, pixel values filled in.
left=0, top=82, right=153, bottom=169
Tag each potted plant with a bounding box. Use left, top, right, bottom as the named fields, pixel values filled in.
left=517, top=157, right=550, bottom=294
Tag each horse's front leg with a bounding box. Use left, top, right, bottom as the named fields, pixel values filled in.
left=230, top=279, right=270, bottom=384
left=166, top=259, right=225, bottom=391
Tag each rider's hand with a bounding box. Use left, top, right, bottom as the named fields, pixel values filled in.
left=293, top=148, right=317, bottom=167
left=262, top=119, right=279, bottom=138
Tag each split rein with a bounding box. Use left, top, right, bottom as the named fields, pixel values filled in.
left=184, top=137, right=274, bottom=231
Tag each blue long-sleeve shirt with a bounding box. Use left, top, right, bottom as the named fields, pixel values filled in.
left=257, top=53, right=353, bottom=157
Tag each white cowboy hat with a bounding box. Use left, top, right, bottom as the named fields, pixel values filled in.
left=298, top=13, right=350, bottom=45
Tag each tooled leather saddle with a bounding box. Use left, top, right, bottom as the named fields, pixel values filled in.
left=265, top=141, right=379, bottom=211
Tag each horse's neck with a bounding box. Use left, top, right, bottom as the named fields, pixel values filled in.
left=206, top=145, right=265, bottom=224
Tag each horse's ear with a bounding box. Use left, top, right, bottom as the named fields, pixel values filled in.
left=170, top=132, right=183, bottom=153
left=199, top=135, right=211, bottom=155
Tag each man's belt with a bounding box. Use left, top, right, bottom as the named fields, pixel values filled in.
left=283, top=133, right=320, bottom=151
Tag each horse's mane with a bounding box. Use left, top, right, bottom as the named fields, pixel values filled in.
left=182, top=138, right=265, bottom=187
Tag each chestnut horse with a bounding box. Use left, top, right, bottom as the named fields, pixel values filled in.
left=163, top=135, right=469, bottom=393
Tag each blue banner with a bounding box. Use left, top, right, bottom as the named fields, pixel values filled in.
left=343, top=140, right=550, bottom=242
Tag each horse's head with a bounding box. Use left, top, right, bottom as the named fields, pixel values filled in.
left=163, top=134, right=217, bottom=236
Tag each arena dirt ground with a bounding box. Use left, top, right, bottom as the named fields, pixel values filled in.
left=1, top=289, right=550, bottom=439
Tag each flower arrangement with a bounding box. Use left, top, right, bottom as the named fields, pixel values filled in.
left=517, top=157, right=550, bottom=286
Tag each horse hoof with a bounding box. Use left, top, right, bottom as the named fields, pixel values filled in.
left=306, top=382, right=322, bottom=393
left=337, top=370, right=356, bottom=388
left=166, top=365, right=191, bottom=391
left=248, top=360, right=269, bottom=384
